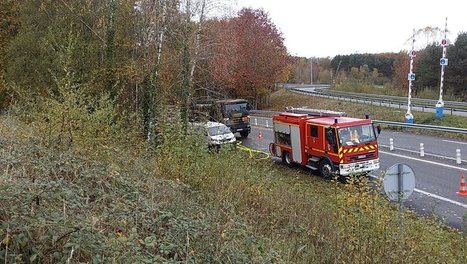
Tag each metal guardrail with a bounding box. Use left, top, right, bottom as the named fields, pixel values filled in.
left=315, top=89, right=467, bottom=110
left=250, top=110, right=467, bottom=135
left=289, top=87, right=467, bottom=114
left=284, top=84, right=331, bottom=89
left=373, top=120, right=467, bottom=134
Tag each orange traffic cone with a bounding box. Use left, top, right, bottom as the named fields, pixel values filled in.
left=258, top=130, right=263, bottom=141
left=457, top=172, right=467, bottom=197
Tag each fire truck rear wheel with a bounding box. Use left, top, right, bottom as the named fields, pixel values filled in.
left=319, top=159, right=333, bottom=179
left=282, top=152, right=293, bottom=167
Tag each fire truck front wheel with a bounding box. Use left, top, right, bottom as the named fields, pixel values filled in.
left=319, top=159, right=334, bottom=179
left=282, top=152, right=293, bottom=167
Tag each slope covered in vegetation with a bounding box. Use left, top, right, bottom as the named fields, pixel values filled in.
left=1, top=112, right=464, bottom=263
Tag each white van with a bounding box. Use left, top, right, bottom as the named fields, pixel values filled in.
left=205, top=121, right=236, bottom=147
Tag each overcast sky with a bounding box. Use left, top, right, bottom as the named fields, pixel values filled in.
left=235, top=0, right=466, bottom=58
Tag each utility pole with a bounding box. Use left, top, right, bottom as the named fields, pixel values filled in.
left=436, top=17, right=448, bottom=118
left=310, top=57, right=313, bottom=85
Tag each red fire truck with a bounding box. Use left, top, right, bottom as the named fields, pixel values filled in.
left=269, top=107, right=381, bottom=178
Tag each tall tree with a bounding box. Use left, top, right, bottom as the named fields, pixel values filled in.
left=331, top=54, right=394, bottom=79
left=392, top=52, right=410, bottom=92
left=139, top=0, right=170, bottom=145
left=0, top=0, right=20, bottom=108
left=205, top=8, right=289, bottom=107
left=5, top=0, right=108, bottom=98
left=415, top=44, right=440, bottom=93
left=446, top=32, right=467, bottom=100
left=105, top=0, right=118, bottom=98
left=179, top=0, right=193, bottom=131
left=178, top=0, right=208, bottom=131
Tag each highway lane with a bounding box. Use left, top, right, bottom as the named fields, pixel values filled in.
left=240, top=122, right=467, bottom=230
left=377, top=151, right=466, bottom=229
left=378, top=131, right=467, bottom=162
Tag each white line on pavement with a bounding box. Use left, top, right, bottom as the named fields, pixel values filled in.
left=413, top=188, right=467, bottom=208
left=379, top=150, right=467, bottom=171
left=379, top=144, right=467, bottom=163
left=379, top=151, right=467, bottom=208
left=368, top=174, right=467, bottom=209
left=442, top=139, right=467, bottom=145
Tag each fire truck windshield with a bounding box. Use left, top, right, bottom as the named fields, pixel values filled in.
left=338, top=124, right=376, bottom=146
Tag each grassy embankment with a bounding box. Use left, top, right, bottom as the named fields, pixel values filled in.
left=268, top=89, right=467, bottom=140
left=332, top=82, right=459, bottom=101
left=0, top=112, right=465, bottom=263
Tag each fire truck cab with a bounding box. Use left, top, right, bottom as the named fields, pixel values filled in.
left=269, top=107, right=380, bottom=178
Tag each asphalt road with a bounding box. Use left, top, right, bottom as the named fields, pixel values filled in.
left=241, top=116, right=467, bottom=230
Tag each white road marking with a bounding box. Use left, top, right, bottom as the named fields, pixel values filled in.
left=413, top=188, right=467, bottom=209
left=379, top=144, right=467, bottom=163
left=443, top=139, right=467, bottom=145
left=369, top=174, right=467, bottom=209
left=379, top=151, right=467, bottom=208
left=379, top=150, right=467, bottom=171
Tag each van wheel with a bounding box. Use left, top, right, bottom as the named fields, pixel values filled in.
left=240, top=131, right=249, bottom=138
left=319, top=159, right=333, bottom=179
left=282, top=152, right=293, bottom=167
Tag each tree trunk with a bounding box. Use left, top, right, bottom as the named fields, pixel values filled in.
left=180, top=0, right=195, bottom=133
left=146, top=0, right=167, bottom=146
left=105, top=0, right=117, bottom=99
left=189, top=0, right=205, bottom=82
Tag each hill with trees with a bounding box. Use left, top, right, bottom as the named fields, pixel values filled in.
left=288, top=33, right=467, bottom=100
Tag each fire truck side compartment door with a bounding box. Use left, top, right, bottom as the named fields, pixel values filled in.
left=291, top=126, right=302, bottom=163
left=274, top=123, right=290, bottom=134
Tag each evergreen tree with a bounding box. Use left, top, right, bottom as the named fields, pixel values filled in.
left=446, top=33, right=467, bottom=99
left=414, top=44, right=440, bottom=93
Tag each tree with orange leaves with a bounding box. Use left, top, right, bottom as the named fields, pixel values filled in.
left=204, top=8, right=290, bottom=108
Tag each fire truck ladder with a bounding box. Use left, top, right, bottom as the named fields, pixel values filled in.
left=285, top=107, right=346, bottom=117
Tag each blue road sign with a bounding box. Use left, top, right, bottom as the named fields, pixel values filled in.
left=407, top=73, right=416, bottom=81
left=440, top=58, right=448, bottom=66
